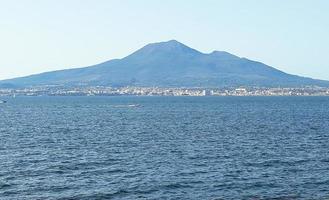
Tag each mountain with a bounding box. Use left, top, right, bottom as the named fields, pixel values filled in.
left=1, top=40, right=328, bottom=88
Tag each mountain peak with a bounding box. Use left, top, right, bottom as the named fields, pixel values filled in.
left=149, top=39, right=186, bottom=47
left=126, top=40, right=202, bottom=59
left=146, top=40, right=200, bottom=52
left=163, top=39, right=182, bottom=45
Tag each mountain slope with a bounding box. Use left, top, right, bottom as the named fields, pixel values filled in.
left=1, top=40, right=328, bottom=88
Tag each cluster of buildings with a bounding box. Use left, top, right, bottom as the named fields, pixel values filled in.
left=211, top=87, right=329, bottom=96
left=1, top=86, right=329, bottom=97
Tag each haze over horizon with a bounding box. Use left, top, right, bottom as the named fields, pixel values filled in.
left=1, top=0, right=329, bottom=81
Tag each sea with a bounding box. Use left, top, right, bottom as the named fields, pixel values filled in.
left=0, top=96, right=329, bottom=200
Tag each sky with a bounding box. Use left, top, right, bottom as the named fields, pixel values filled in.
left=0, top=0, right=329, bottom=80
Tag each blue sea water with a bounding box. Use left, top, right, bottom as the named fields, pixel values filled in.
left=0, top=96, right=329, bottom=200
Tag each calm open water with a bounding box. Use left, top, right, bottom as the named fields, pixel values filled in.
left=0, top=96, right=329, bottom=200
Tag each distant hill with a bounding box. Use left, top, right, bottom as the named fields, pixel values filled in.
left=1, top=40, right=328, bottom=88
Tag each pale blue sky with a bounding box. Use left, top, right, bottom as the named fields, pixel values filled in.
left=1, top=0, right=329, bottom=80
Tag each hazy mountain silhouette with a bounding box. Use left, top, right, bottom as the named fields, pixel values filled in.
left=1, top=40, right=328, bottom=88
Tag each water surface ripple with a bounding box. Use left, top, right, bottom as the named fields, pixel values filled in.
left=0, top=96, right=329, bottom=199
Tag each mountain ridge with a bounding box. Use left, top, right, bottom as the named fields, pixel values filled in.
left=1, top=40, right=328, bottom=88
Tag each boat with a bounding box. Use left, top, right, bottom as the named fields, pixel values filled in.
left=127, top=104, right=141, bottom=107
left=0, top=100, right=7, bottom=104
left=114, top=104, right=141, bottom=108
